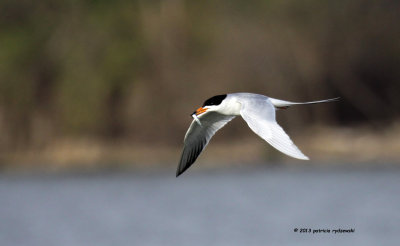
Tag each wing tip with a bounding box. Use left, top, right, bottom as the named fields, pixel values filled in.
left=300, top=155, right=310, bottom=161
left=176, top=162, right=189, bottom=177
left=291, top=152, right=309, bottom=160
left=283, top=152, right=309, bottom=161
left=176, top=168, right=184, bottom=177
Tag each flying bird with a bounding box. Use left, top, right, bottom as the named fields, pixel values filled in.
left=176, top=93, right=339, bottom=176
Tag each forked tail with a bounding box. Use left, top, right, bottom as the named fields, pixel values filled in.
left=269, top=97, right=340, bottom=109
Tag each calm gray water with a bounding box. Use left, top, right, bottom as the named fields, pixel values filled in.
left=0, top=165, right=399, bottom=246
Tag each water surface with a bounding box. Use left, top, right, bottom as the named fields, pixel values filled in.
left=0, top=165, right=399, bottom=246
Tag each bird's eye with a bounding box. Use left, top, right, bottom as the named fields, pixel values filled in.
left=202, top=94, right=227, bottom=107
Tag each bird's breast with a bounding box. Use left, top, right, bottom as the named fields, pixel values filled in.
left=221, top=100, right=242, bottom=116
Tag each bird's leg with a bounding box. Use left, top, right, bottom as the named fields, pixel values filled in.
left=276, top=106, right=289, bottom=110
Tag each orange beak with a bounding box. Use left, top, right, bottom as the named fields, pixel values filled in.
left=195, top=107, right=208, bottom=116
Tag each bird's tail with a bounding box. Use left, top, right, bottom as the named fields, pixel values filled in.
left=269, top=97, right=340, bottom=109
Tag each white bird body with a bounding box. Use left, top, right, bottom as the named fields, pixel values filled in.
left=177, top=93, right=339, bottom=176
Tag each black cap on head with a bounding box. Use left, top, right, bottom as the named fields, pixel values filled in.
left=202, top=94, right=227, bottom=107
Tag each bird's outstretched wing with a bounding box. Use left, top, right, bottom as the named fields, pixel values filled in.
left=177, top=112, right=235, bottom=177
left=240, top=98, right=309, bottom=160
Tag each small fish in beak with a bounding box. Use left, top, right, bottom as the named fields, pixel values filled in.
left=192, top=113, right=202, bottom=126
left=190, top=107, right=207, bottom=126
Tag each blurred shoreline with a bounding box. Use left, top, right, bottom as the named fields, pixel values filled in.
left=2, top=125, right=399, bottom=173
left=1, top=1, right=399, bottom=173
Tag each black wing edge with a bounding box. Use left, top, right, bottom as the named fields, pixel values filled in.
left=176, top=139, right=206, bottom=177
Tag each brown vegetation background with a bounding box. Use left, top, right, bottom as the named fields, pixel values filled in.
left=1, top=0, right=399, bottom=171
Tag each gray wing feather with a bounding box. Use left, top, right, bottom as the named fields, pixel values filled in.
left=240, top=98, right=309, bottom=160
left=177, top=112, right=235, bottom=176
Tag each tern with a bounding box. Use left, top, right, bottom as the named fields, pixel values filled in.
left=176, top=93, right=339, bottom=176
